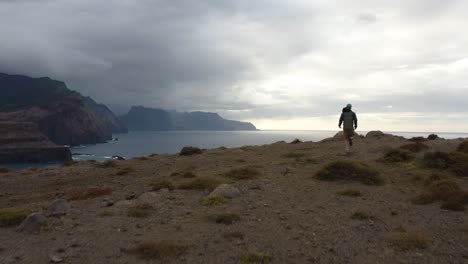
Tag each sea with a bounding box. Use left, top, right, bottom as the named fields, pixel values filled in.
left=2, top=130, right=468, bottom=170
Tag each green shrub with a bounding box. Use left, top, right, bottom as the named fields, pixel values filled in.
left=177, top=176, right=221, bottom=191
left=179, top=146, right=202, bottom=156
left=457, top=141, right=468, bottom=153
left=399, top=142, right=429, bottom=153
left=290, top=139, right=302, bottom=144
left=379, top=149, right=415, bottom=163
left=201, top=195, right=228, bottom=206
left=446, top=152, right=468, bottom=177
left=412, top=180, right=468, bottom=211
left=151, top=180, right=175, bottom=191
left=124, top=241, right=186, bottom=260
left=315, top=160, right=384, bottom=185
left=240, top=252, right=272, bottom=264
left=225, top=167, right=261, bottom=180
left=0, top=208, right=31, bottom=226
left=427, top=134, right=439, bottom=140
left=409, top=137, right=426, bottom=142
left=423, top=151, right=451, bottom=170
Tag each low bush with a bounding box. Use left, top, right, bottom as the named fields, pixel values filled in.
left=209, top=213, right=241, bottom=225
left=423, top=151, right=451, bottom=170
left=446, top=152, right=468, bottom=177
left=151, top=180, right=175, bottom=191
left=379, top=149, right=415, bottom=163
left=201, top=195, right=228, bottom=206
left=124, top=241, right=186, bottom=260
left=315, top=160, right=384, bottom=185
left=240, top=252, right=272, bottom=264
left=127, top=203, right=153, bottom=218
left=409, top=137, right=426, bottom=142
left=399, top=142, right=429, bottom=153
left=290, top=139, right=302, bottom=144
left=179, top=146, right=202, bottom=156
left=0, top=208, right=32, bottom=226
left=337, top=189, right=362, bottom=197
left=0, top=167, right=11, bottom=173
left=385, top=232, right=430, bottom=250
left=62, top=160, right=79, bottom=167
left=427, top=134, right=439, bottom=140
left=225, top=167, right=261, bottom=180
left=412, top=180, right=468, bottom=211
left=457, top=141, right=468, bottom=153
left=115, top=166, right=136, bottom=175
left=68, top=186, right=113, bottom=200
left=177, top=176, right=221, bottom=191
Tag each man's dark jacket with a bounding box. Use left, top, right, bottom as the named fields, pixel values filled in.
left=339, top=108, right=357, bottom=129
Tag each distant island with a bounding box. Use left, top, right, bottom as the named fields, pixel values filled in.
left=120, top=106, right=257, bottom=131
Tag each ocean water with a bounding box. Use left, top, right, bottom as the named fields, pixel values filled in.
left=2, top=130, right=468, bottom=169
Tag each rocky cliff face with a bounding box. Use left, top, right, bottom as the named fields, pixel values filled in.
left=120, top=106, right=257, bottom=131
left=0, top=121, right=71, bottom=163
left=0, top=73, right=126, bottom=146
left=81, top=96, right=128, bottom=134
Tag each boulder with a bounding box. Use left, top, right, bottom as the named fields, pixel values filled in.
left=46, top=199, right=70, bottom=217
left=366, top=131, right=385, bottom=138
left=18, top=213, right=47, bottom=233
left=138, top=192, right=159, bottom=204
left=210, top=184, right=240, bottom=199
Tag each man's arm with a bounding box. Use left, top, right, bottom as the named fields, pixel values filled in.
left=353, top=112, right=358, bottom=129
left=339, top=113, right=344, bottom=128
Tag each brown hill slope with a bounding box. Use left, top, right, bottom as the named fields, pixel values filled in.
left=0, top=133, right=467, bottom=263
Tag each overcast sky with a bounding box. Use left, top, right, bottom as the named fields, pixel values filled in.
left=1, top=0, right=468, bottom=131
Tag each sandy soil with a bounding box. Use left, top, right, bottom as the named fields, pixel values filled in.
left=0, top=133, right=467, bottom=264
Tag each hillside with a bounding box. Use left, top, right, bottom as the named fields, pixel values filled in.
left=0, top=73, right=127, bottom=146
left=0, top=132, right=466, bottom=263
left=120, top=106, right=257, bottom=131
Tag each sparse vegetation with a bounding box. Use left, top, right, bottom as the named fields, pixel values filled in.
left=282, top=152, right=307, bottom=159
left=427, top=134, right=439, bottom=140
left=457, top=141, right=468, bottom=153
left=409, top=137, right=426, bottom=142
left=127, top=203, right=153, bottom=218
left=124, top=241, right=186, bottom=260
left=337, top=189, right=362, bottom=197
left=412, top=179, right=468, bottom=211
left=68, top=186, right=113, bottom=200
left=96, top=160, right=117, bottom=168
left=151, top=179, right=175, bottom=191
left=379, top=149, right=415, bottom=163
left=446, top=151, right=468, bottom=176
left=115, top=166, right=136, bottom=175
left=350, top=211, right=373, bottom=220
left=0, top=167, right=10, bottom=173
left=385, top=232, right=430, bottom=250
left=316, top=160, right=384, bottom=185
left=290, top=139, right=302, bottom=144
left=424, top=173, right=447, bottom=185
left=201, top=195, right=228, bottom=206
left=134, top=156, right=150, bottom=161
left=0, top=208, right=31, bottom=226
left=399, top=142, right=429, bottom=153
left=177, top=176, right=221, bottom=191
left=62, top=160, right=79, bottom=167
left=179, top=146, right=202, bottom=156
left=423, top=151, right=451, bottom=170
left=240, top=252, right=272, bottom=264
left=225, top=167, right=261, bottom=180
left=209, top=213, right=241, bottom=225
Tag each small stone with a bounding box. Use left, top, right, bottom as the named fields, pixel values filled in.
left=209, top=184, right=240, bottom=199
left=47, top=199, right=70, bottom=217
left=49, top=255, right=63, bottom=263
left=100, top=200, right=114, bottom=208
left=18, top=213, right=48, bottom=233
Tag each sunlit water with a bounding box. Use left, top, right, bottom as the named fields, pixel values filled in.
left=2, top=130, right=467, bottom=170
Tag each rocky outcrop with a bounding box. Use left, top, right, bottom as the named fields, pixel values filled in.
left=120, top=106, right=257, bottom=131
left=81, top=96, right=128, bottom=134
left=0, top=121, right=71, bottom=163
left=0, top=72, right=123, bottom=145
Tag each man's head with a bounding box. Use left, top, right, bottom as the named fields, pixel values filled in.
left=346, top=103, right=352, bottom=109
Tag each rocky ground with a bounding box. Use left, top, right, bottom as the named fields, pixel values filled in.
left=0, top=132, right=467, bottom=264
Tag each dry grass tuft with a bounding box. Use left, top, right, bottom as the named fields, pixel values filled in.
left=446, top=151, right=468, bottom=176
left=412, top=179, right=468, bottom=211
left=115, top=166, right=136, bottom=175
left=68, top=186, right=113, bottom=201
left=457, top=141, right=468, bottom=154
left=179, top=146, right=202, bottom=156
left=240, top=252, right=272, bottom=264
left=96, top=160, right=117, bottom=168
left=124, top=241, right=186, bottom=260
left=201, top=195, right=228, bottom=206
left=127, top=203, right=153, bottom=218
left=379, top=149, right=415, bottom=163
left=423, top=151, right=451, bottom=170
left=0, top=208, right=32, bottom=226
left=151, top=179, right=175, bottom=191
left=385, top=232, right=430, bottom=250
left=177, top=176, right=221, bottom=191
left=133, top=156, right=150, bottom=161
left=209, top=213, right=241, bottom=225
left=399, top=142, right=429, bottom=153
left=350, top=211, right=373, bottom=220
left=225, top=167, right=261, bottom=180
left=337, top=189, right=362, bottom=197
left=0, top=167, right=11, bottom=173
left=316, top=160, right=384, bottom=185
